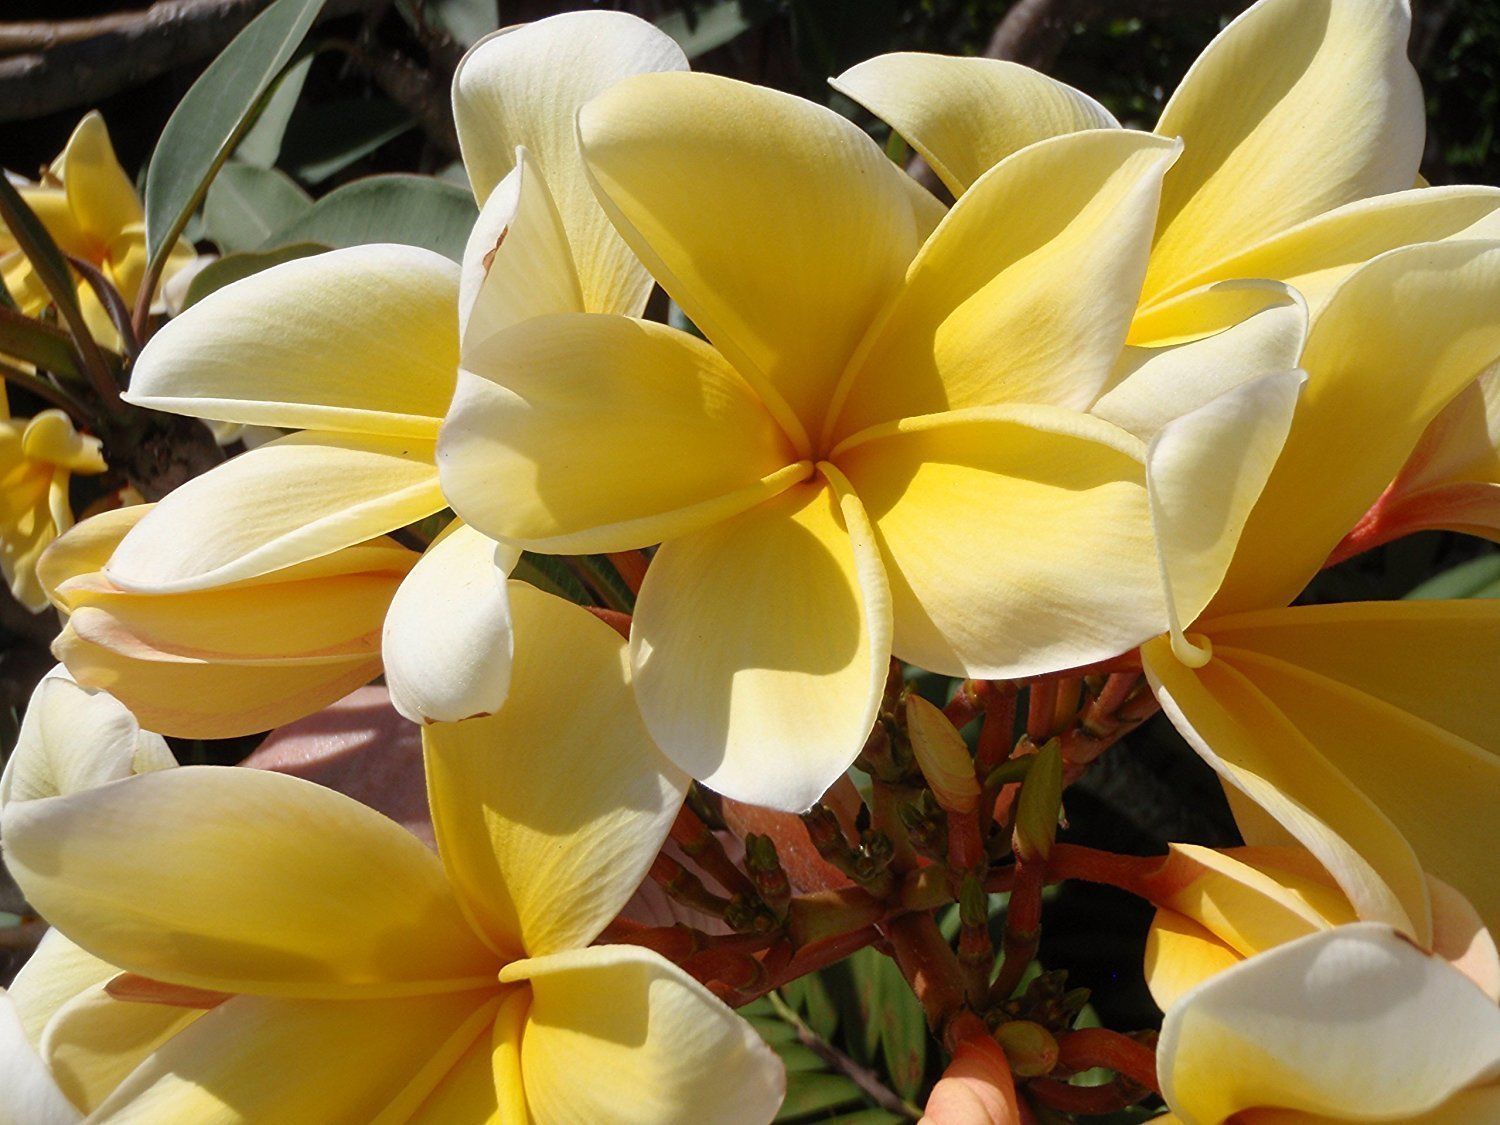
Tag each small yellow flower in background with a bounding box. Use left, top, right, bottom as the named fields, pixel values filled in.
left=0, top=396, right=106, bottom=611
left=1, top=112, right=194, bottom=347
left=39, top=504, right=417, bottom=738
left=439, top=68, right=1304, bottom=811
left=1, top=586, right=784, bottom=1121
left=1153, top=924, right=1500, bottom=1124
left=102, top=10, right=688, bottom=730
left=0, top=668, right=195, bottom=1122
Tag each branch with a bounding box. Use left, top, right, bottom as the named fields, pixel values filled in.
left=0, top=0, right=385, bottom=124
left=765, top=990, right=921, bottom=1120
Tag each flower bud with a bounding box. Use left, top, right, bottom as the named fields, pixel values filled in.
left=1013, top=739, right=1063, bottom=863
left=995, top=1019, right=1059, bottom=1078
left=905, top=694, right=980, bottom=814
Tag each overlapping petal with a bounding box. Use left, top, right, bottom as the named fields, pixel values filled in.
left=453, top=10, right=687, bottom=316
left=830, top=52, right=1116, bottom=196
left=57, top=112, right=141, bottom=251
left=123, top=245, right=459, bottom=437
left=441, top=313, right=803, bottom=554
left=836, top=407, right=1160, bottom=679
left=828, top=129, right=1180, bottom=440
left=424, top=582, right=688, bottom=957
left=1, top=767, right=497, bottom=997
left=106, top=431, right=443, bottom=592
left=0, top=991, right=78, bottom=1125
left=578, top=71, right=926, bottom=449
left=501, top=944, right=785, bottom=1125
left=1144, top=0, right=1424, bottom=303
left=630, top=475, right=890, bottom=812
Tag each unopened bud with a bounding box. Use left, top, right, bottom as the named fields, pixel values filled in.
left=959, top=873, right=989, bottom=929
left=905, top=694, right=980, bottom=814
left=1013, top=739, right=1063, bottom=863
left=995, top=1019, right=1060, bottom=1078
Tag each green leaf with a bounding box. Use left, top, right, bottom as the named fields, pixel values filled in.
left=1406, top=552, right=1500, bottom=600
left=512, top=554, right=591, bottom=605
left=846, top=948, right=928, bottom=1102
left=0, top=307, right=81, bottom=378
left=407, top=0, right=498, bottom=46
left=782, top=972, right=840, bottom=1041
left=280, top=98, right=415, bottom=185
left=143, top=0, right=325, bottom=268
left=203, top=163, right=313, bottom=253
left=656, top=0, right=762, bottom=58
left=776, top=1073, right=865, bottom=1121
left=264, top=174, right=478, bottom=262
left=181, top=243, right=326, bottom=309
left=236, top=53, right=315, bottom=169
left=823, top=1112, right=905, bottom=1125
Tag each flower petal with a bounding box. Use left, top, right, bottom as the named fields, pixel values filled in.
left=2, top=767, right=496, bottom=997
left=1143, top=909, right=1244, bottom=1013
left=1213, top=239, right=1500, bottom=615
left=831, top=52, right=1116, bottom=196
left=384, top=522, right=519, bottom=725
left=453, top=11, right=686, bottom=316
left=1144, top=0, right=1424, bottom=302
left=630, top=474, right=891, bottom=812
left=1204, top=599, right=1500, bottom=933
left=837, top=407, right=1160, bottom=678
left=123, top=244, right=458, bottom=437
left=1145, top=371, right=1304, bottom=662
left=459, top=147, right=583, bottom=359
left=89, top=990, right=499, bottom=1123
left=424, top=582, right=688, bottom=958
left=579, top=71, right=924, bottom=450
left=1158, top=925, right=1500, bottom=1124
left=0, top=989, right=79, bottom=1124
left=440, top=313, right=802, bottom=554
left=921, top=1031, right=1021, bottom=1125
left=1143, top=634, right=1431, bottom=942
left=106, top=431, right=443, bottom=592
left=502, top=944, right=785, bottom=1124
left=7, top=929, right=114, bottom=1048
left=37, top=506, right=146, bottom=611
left=830, top=130, right=1179, bottom=441
left=407, top=988, right=528, bottom=1124
left=58, top=112, right=142, bottom=246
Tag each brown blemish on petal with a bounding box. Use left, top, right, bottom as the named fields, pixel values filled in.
left=481, top=226, right=509, bottom=274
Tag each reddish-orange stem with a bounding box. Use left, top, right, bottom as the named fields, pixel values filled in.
left=1026, top=680, right=1059, bottom=741
left=1057, top=1028, right=1159, bottom=1094
left=989, top=853, right=1044, bottom=1002
left=584, top=606, right=631, bottom=639
left=671, top=806, right=758, bottom=900
left=1028, top=1078, right=1144, bottom=1115
left=884, top=911, right=968, bottom=1030
left=605, top=550, right=650, bottom=595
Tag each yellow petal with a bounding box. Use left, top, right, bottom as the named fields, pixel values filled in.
left=1213, top=240, right=1500, bottom=615
left=124, top=245, right=457, bottom=437
left=630, top=474, right=891, bottom=812
left=0, top=990, right=78, bottom=1124
left=7, top=929, right=115, bottom=1050
left=90, top=990, right=499, bottom=1123
left=1143, top=909, right=1243, bottom=1012
left=579, top=71, right=924, bottom=451
left=440, top=313, right=803, bottom=554
left=1096, top=280, right=1307, bottom=438
left=459, top=146, right=583, bottom=359
left=424, top=582, right=688, bottom=958
left=407, top=987, right=528, bottom=1124
left=2, top=767, right=496, bottom=997
left=1204, top=599, right=1500, bottom=933
left=21, top=413, right=105, bottom=475
left=503, top=944, right=785, bottom=1124
left=1142, top=634, right=1431, bottom=942
left=1145, top=0, right=1424, bottom=302
left=829, top=130, right=1180, bottom=442
left=1394, top=362, right=1500, bottom=498
left=1145, top=372, right=1303, bottom=661
left=1135, top=184, right=1500, bottom=330
left=106, top=431, right=443, bottom=592
left=0, top=668, right=173, bottom=809
left=384, top=522, right=520, bottom=725
left=837, top=407, right=1160, bottom=678
left=1429, top=876, right=1500, bottom=1003
left=1158, top=924, right=1500, bottom=1124
left=830, top=52, right=1116, bottom=196
left=453, top=11, right=686, bottom=316
left=57, top=113, right=142, bottom=248
left=37, top=506, right=147, bottom=612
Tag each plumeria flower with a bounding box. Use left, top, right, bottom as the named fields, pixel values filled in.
left=0, top=397, right=106, bottom=611
left=2, top=585, right=784, bottom=1121
left=439, top=68, right=1305, bottom=811
left=39, top=505, right=417, bottom=737
left=1, top=112, right=194, bottom=348
left=0, top=668, right=195, bottom=1122
left=1154, top=924, right=1500, bottom=1124
left=836, top=0, right=1500, bottom=346
left=102, top=11, right=687, bottom=731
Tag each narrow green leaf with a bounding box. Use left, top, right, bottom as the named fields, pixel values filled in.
left=203, top=163, right=313, bottom=253
left=1405, top=552, right=1500, bottom=600
left=0, top=307, right=81, bottom=378
left=264, top=174, right=478, bottom=262
left=513, top=554, right=591, bottom=605
left=845, top=947, right=928, bottom=1101
left=143, top=0, right=325, bottom=267
left=236, top=53, right=315, bottom=169
left=280, top=98, right=415, bottom=184
left=823, top=1112, right=904, bottom=1125
left=782, top=972, right=839, bottom=1041
left=775, top=1073, right=865, bottom=1120
left=182, top=243, right=326, bottom=309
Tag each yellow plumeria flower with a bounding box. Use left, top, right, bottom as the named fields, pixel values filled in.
left=1154, top=924, right=1500, bottom=1124
left=104, top=11, right=687, bottom=730
left=2, top=585, right=784, bottom=1121
left=39, top=505, right=417, bottom=738
left=1, top=112, right=194, bottom=346
left=836, top=0, right=1500, bottom=348
left=0, top=668, right=195, bottom=1122
left=0, top=399, right=105, bottom=611
left=438, top=68, right=1306, bottom=811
